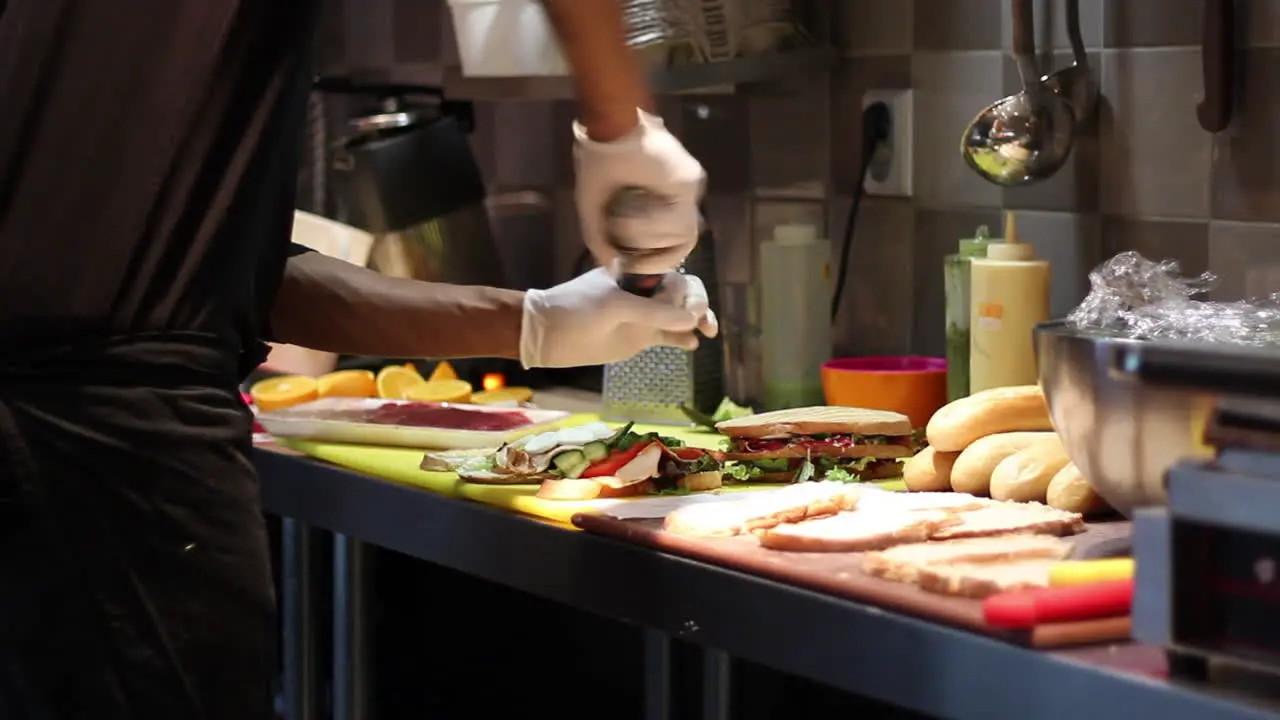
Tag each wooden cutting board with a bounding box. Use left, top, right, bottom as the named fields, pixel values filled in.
left=572, top=513, right=1133, bottom=648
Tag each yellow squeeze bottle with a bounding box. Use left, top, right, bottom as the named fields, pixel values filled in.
left=969, top=212, right=1051, bottom=393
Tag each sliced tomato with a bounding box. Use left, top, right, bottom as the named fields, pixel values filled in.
left=671, top=447, right=706, bottom=460
left=580, top=440, right=654, bottom=478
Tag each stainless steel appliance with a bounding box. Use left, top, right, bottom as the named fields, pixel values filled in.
left=1035, top=321, right=1217, bottom=516
left=312, top=78, right=522, bottom=386
left=1125, top=341, right=1280, bottom=684
left=314, top=77, right=504, bottom=288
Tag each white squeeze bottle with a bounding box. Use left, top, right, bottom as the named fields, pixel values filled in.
left=969, top=212, right=1050, bottom=393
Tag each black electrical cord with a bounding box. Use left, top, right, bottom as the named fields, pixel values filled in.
left=831, top=101, right=893, bottom=323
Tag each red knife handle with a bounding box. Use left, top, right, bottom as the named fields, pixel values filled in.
left=983, top=579, right=1134, bottom=629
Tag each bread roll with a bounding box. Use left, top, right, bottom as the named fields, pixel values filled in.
left=925, top=385, right=1053, bottom=452
left=1046, top=462, right=1107, bottom=514
left=988, top=435, right=1070, bottom=503
left=950, top=431, right=1056, bottom=496
left=902, top=447, right=961, bottom=492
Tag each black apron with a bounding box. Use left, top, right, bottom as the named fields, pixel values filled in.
left=0, top=1, right=322, bottom=717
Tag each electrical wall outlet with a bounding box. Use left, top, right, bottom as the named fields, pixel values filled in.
left=861, top=89, right=914, bottom=197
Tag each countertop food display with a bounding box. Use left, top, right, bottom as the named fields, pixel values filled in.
left=250, top=361, right=534, bottom=411
left=575, top=482, right=1131, bottom=646
left=909, top=384, right=1109, bottom=514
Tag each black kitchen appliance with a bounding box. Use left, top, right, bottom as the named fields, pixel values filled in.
left=311, top=77, right=533, bottom=388
left=1126, top=341, right=1280, bottom=683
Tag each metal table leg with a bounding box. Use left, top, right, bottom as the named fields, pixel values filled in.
left=643, top=628, right=672, bottom=720
left=333, top=534, right=371, bottom=720
left=281, top=518, right=318, bottom=720
left=702, top=648, right=731, bottom=720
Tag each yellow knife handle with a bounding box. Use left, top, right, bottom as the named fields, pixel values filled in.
left=1049, top=558, right=1135, bottom=587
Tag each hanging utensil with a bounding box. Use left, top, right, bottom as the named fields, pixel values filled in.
left=1196, top=0, right=1236, bottom=133
left=960, top=0, right=1076, bottom=186
left=1042, top=0, right=1098, bottom=126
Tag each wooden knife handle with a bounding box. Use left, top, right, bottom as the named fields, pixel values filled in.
left=1197, top=0, right=1236, bottom=133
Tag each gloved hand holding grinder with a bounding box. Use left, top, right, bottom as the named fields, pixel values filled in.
left=520, top=110, right=716, bottom=369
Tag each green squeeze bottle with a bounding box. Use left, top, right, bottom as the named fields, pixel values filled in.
left=944, top=225, right=992, bottom=401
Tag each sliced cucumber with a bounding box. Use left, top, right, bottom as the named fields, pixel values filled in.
left=552, top=449, right=587, bottom=474
left=582, top=441, right=609, bottom=463
left=563, top=459, right=590, bottom=479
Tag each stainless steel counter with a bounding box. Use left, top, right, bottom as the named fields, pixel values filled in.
left=255, top=447, right=1280, bottom=720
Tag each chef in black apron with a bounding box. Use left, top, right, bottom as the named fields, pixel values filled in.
left=0, top=1, right=708, bottom=717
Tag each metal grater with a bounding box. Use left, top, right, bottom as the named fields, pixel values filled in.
left=601, top=214, right=724, bottom=425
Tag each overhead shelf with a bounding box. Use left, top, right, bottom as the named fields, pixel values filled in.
left=440, top=45, right=838, bottom=101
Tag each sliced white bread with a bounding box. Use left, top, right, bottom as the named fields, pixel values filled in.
left=861, top=535, right=1074, bottom=584
left=756, top=510, right=957, bottom=553
left=916, top=559, right=1058, bottom=599
left=662, top=481, right=864, bottom=537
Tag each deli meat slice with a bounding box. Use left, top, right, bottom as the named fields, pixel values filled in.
left=662, top=481, right=863, bottom=537
left=862, top=535, right=1074, bottom=584
left=756, top=510, right=958, bottom=552
left=928, top=502, right=1085, bottom=540
left=916, top=559, right=1058, bottom=599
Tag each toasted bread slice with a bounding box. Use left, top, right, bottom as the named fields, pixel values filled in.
left=929, top=502, right=1085, bottom=540
left=855, top=489, right=995, bottom=514
left=916, top=559, right=1057, bottom=599
left=535, top=478, right=656, bottom=501
left=862, top=535, right=1073, bottom=584
left=756, top=510, right=957, bottom=553
left=715, top=406, right=911, bottom=439
left=420, top=447, right=500, bottom=472
left=662, top=481, right=863, bottom=537
left=456, top=468, right=554, bottom=485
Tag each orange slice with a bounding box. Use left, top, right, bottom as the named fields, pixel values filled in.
left=402, top=379, right=474, bottom=404
left=470, top=387, right=533, bottom=405
left=250, top=375, right=319, bottom=412
left=317, top=369, right=377, bottom=398
left=376, top=365, right=429, bottom=400
left=402, top=362, right=423, bottom=375
left=427, top=360, right=458, bottom=382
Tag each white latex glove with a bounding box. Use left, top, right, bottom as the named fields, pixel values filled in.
left=520, top=266, right=719, bottom=369
left=573, top=110, right=706, bottom=275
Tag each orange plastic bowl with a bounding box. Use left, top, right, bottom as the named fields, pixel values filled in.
left=821, top=356, right=948, bottom=429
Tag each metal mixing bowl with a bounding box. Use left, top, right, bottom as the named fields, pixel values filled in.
left=1035, top=321, right=1216, bottom=516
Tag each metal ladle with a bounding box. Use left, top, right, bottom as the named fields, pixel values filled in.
left=960, top=0, right=1076, bottom=186
left=1041, top=0, right=1098, bottom=126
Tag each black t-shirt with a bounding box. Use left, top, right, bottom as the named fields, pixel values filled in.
left=0, top=0, right=323, bottom=374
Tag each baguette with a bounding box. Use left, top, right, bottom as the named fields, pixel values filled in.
left=950, top=431, right=1056, bottom=496
left=862, top=535, right=1073, bottom=584
left=902, top=447, right=961, bottom=492
left=925, top=385, right=1053, bottom=452
left=1046, top=463, right=1107, bottom=514
left=989, top=435, right=1071, bottom=503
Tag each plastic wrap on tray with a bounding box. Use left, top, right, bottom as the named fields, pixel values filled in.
left=1066, top=251, right=1280, bottom=345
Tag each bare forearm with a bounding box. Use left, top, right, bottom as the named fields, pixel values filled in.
left=270, top=252, right=524, bottom=360
left=541, top=0, right=652, bottom=141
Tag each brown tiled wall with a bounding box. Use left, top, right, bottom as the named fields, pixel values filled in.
left=314, top=0, right=1280, bottom=358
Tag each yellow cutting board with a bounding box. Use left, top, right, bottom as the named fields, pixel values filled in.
left=279, top=414, right=756, bottom=521
left=280, top=414, right=905, bottom=525
left=279, top=439, right=467, bottom=497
